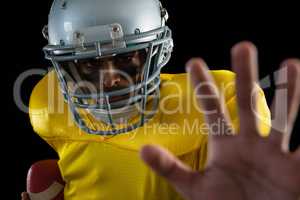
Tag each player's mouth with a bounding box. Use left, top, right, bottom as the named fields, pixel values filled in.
left=95, top=93, right=135, bottom=105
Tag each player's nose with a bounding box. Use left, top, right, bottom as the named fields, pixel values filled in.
left=102, top=61, right=121, bottom=88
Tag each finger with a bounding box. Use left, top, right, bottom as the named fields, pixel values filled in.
left=231, top=41, right=259, bottom=136
left=270, top=59, right=300, bottom=152
left=140, top=145, right=196, bottom=196
left=186, top=58, right=232, bottom=136
left=21, top=192, right=30, bottom=200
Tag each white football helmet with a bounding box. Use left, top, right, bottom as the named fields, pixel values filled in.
left=43, top=0, right=173, bottom=135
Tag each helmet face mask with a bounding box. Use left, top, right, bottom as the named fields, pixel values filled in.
left=43, top=0, right=173, bottom=135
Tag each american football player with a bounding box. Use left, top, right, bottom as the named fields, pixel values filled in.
left=20, top=0, right=295, bottom=199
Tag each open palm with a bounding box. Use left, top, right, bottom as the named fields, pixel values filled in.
left=141, top=42, right=300, bottom=200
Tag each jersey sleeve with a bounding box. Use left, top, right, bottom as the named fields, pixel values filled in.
left=28, top=71, right=67, bottom=153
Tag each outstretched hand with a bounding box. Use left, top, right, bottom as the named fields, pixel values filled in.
left=141, top=42, right=300, bottom=200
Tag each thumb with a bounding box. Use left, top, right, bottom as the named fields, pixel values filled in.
left=140, top=145, right=196, bottom=195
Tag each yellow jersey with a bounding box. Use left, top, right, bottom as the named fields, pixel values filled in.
left=29, top=70, right=270, bottom=200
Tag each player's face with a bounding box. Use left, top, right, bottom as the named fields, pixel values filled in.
left=61, top=49, right=147, bottom=100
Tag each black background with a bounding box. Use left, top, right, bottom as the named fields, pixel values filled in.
left=12, top=0, right=300, bottom=199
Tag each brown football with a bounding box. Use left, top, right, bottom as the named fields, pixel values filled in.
left=27, top=160, right=65, bottom=200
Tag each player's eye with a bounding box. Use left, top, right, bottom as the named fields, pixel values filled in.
left=116, top=55, right=133, bottom=63
left=78, top=59, right=104, bottom=70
